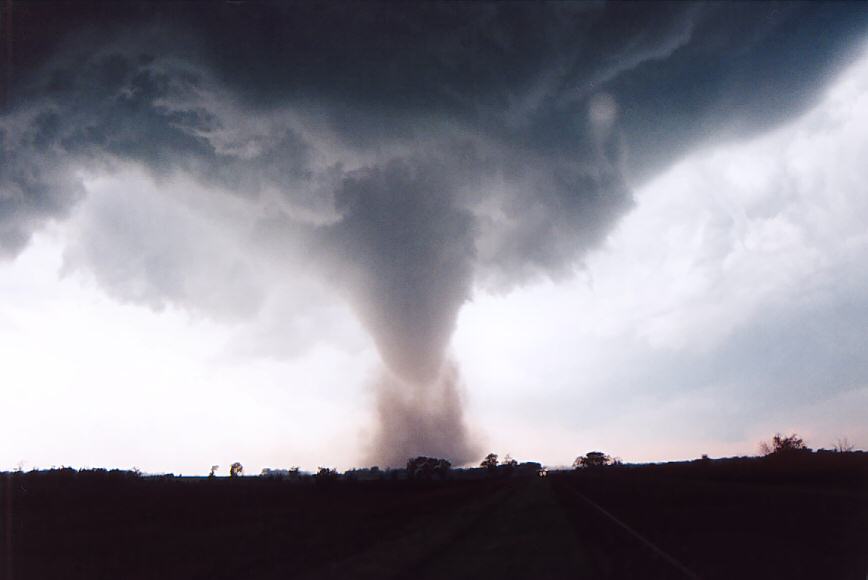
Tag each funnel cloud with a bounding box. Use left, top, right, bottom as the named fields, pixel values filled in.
left=2, top=2, right=867, bottom=465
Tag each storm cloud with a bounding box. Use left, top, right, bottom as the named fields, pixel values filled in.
left=2, top=1, right=866, bottom=464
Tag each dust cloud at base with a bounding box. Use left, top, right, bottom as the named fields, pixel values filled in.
left=367, top=361, right=480, bottom=467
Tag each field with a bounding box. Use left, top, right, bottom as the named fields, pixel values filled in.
left=3, top=453, right=866, bottom=579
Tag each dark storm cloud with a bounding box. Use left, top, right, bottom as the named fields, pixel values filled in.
left=4, top=2, right=865, bottom=275
left=2, top=1, right=866, bottom=463
left=614, top=2, right=868, bottom=181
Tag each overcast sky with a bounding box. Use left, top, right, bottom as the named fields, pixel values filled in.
left=2, top=2, right=868, bottom=473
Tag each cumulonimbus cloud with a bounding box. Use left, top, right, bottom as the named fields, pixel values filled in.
left=1, top=2, right=866, bottom=464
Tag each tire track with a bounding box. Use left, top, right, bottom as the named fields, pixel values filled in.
left=553, top=477, right=701, bottom=579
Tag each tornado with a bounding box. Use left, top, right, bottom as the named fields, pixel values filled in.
left=324, top=160, right=480, bottom=465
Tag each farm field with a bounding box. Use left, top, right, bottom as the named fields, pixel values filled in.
left=4, top=454, right=867, bottom=579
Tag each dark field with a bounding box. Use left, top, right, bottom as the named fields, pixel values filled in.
left=3, top=454, right=867, bottom=579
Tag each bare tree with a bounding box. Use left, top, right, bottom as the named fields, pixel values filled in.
left=833, top=437, right=855, bottom=452
left=502, top=453, right=518, bottom=475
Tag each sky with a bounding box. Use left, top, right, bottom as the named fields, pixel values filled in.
left=2, top=2, right=868, bottom=474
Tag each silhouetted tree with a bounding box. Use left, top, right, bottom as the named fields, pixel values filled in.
left=315, top=467, right=338, bottom=486
left=406, top=457, right=451, bottom=480
left=834, top=437, right=855, bottom=452
left=209, top=465, right=219, bottom=478
left=760, top=433, right=809, bottom=456
left=573, top=451, right=612, bottom=468
left=260, top=468, right=297, bottom=479
left=229, top=462, right=243, bottom=477
left=481, top=453, right=498, bottom=472
left=502, top=454, right=518, bottom=475
left=433, top=459, right=451, bottom=479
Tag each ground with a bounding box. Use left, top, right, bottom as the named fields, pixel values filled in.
left=4, top=454, right=867, bottom=579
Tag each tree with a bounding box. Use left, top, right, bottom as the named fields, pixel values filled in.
left=760, top=433, right=809, bottom=456
left=573, top=451, right=612, bottom=469
left=480, top=453, right=498, bottom=472
left=833, top=437, right=855, bottom=452
left=229, top=462, right=244, bottom=477
left=209, top=465, right=219, bottom=478
left=315, top=467, right=338, bottom=486
left=406, top=457, right=451, bottom=480
left=502, top=454, right=518, bottom=475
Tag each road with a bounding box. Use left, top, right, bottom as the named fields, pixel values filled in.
left=301, top=477, right=696, bottom=579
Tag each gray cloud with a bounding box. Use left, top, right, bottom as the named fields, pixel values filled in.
left=1, top=2, right=866, bottom=464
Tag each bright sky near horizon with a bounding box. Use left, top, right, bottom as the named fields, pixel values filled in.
left=3, top=41, right=868, bottom=475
